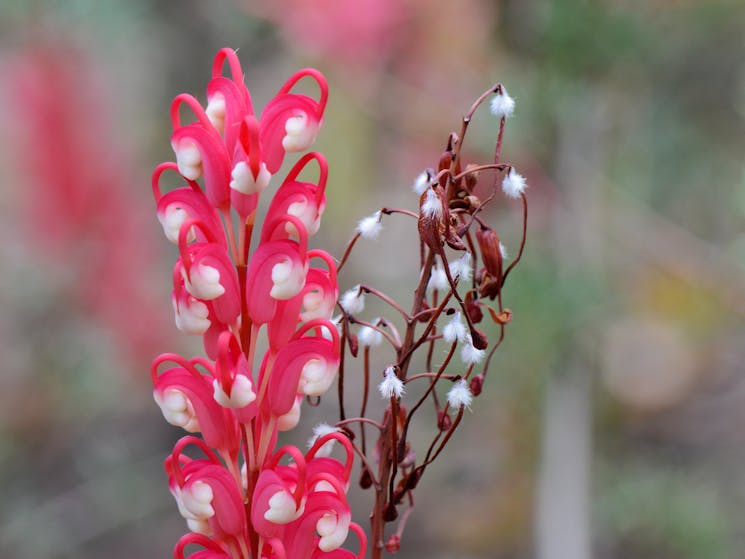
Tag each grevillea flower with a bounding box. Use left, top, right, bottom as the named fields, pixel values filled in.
left=150, top=49, right=363, bottom=559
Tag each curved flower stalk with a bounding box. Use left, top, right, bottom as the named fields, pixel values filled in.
left=334, top=84, right=528, bottom=557
left=151, top=49, right=362, bottom=559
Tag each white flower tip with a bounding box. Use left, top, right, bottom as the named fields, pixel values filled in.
left=501, top=168, right=527, bottom=199
left=159, top=205, right=195, bottom=244
left=175, top=141, right=203, bottom=181
left=283, top=112, right=318, bottom=152
left=264, top=490, right=301, bottom=524
left=412, top=170, right=431, bottom=195
left=379, top=366, right=404, bottom=399
left=490, top=87, right=515, bottom=118
left=206, top=94, right=226, bottom=134
left=340, top=286, right=365, bottom=315
left=154, top=388, right=200, bottom=432
left=317, top=513, right=350, bottom=552
left=270, top=258, right=305, bottom=300
left=447, top=379, right=473, bottom=409
left=277, top=396, right=302, bottom=431
left=356, top=211, right=383, bottom=240
left=230, top=161, right=271, bottom=195
left=185, top=264, right=225, bottom=301
left=173, top=296, right=211, bottom=335
left=181, top=480, right=215, bottom=519
left=299, top=358, right=336, bottom=397
left=421, top=188, right=443, bottom=219
left=213, top=375, right=256, bottom=408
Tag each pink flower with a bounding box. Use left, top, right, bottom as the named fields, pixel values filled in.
left=245, top=0, right=406, bottom=69
left=262, top=319, right=340, bottom=419
left=152, top=355, right=240, bottom=454
left=150, top=49, right=362, bottom=559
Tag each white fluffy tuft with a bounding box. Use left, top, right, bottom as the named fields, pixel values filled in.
left=447, top=379, right=474, bottom=409
left=339, top=286, right=365, bottom=315
left=449, top=252, right=473, bottom=283
left=427, top=262, right=449, bottom=292
left=502, top=168, right=527, bottom=199
left=378, top=366, right=404, bottom=399
left=356, top=211, right=383, bottom=240
left=489, top=87, right=515, bottom=118
left=412, top=170, right=430, bottom=195
left=460, top=336, right=486, bottom=365
left=421, top=189, right=443, bottom=219
left=358, top=323, right=384, bottom=347
left=442, top=312, right=468, bottom=344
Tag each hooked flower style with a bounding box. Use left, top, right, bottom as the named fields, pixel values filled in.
left=150, top=49, right=363, bottom=559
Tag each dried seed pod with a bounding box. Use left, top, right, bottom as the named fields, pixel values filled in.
left=476, top=226, right=503, bottom=279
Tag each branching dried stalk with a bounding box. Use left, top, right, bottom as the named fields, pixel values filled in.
left=334, top=84, right=528, bottom=557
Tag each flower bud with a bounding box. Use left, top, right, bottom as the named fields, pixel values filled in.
left=385, top=535, right=401, bottom=553
left=359, top=469, right=373, bottom=489
left=469, top=374, right=485, bottom=397
left=437, top=409, right=451, bottom=431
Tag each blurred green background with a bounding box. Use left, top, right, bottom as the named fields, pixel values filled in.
left=1, top=1, right=745, bottom=558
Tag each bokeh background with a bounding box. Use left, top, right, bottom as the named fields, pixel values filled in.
left=2, top=1, right=745, bottom=558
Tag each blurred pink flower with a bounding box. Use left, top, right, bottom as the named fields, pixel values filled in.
left=4, top=44, right=172, bottom=364
left=246, top=0, right=407, bottom=69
